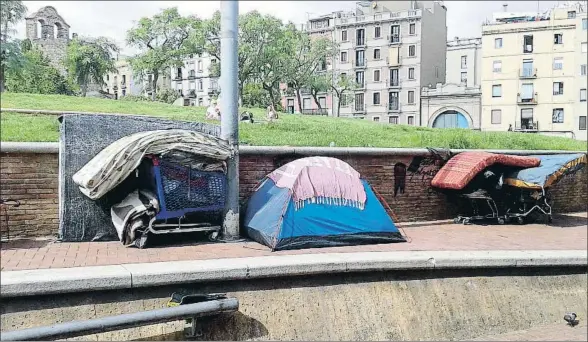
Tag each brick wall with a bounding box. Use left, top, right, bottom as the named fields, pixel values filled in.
left=1, top=152, right=587, bottom=239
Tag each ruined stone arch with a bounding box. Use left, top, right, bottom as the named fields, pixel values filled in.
left=428, top=106, right=473, bottom=129
left=36, top=18, right=46, bottom=39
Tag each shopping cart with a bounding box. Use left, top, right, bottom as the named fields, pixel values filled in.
left=135, top=155, right=227, bottom=248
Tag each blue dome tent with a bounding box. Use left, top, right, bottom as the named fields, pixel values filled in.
left=244, top=157, right=406, bottom=251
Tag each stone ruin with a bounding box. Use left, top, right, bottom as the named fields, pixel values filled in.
left=25, top=6, right=72, bottom=75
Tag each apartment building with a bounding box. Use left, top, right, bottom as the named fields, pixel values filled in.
left=103, top=56, right=170, bottom=99
left=421, top=37, right=483, bottom=129
left=480, top=4, right=587, bottom=140
left=170, top=53, right=220, bottom=107
left=283, top=0, right=447, bottom=125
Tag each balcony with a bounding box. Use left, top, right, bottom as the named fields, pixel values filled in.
left=519, top=67, right=537, bottom=79
left=515, top=121, right=539, bottom=132
left=120, top=83, right=126, bottom=89
left=301, top=108, right=329, bottom=116
left=188, top=70, right=196, bottom=80
left=388, top=79, right=401, bottom=88
left=334, top=9, right=421, bottom=26
left=355, top=39, right=366, bottom=48
left=208, top=85, right=219, bottom=94
left=388, top=35, right=401, bottom=45
left=517, top=93, right=538, bottom=105
left=353, top=104, right=366, bottom=113
left=113, top=85, right=118, bottom=91
left=387, top=101, right=401, bottom=112
left=386, top=56, right=402, bottom=66
left=354, top=59, right=367, bottom=69
left=188, top=90, right=196, bottom=98
left=174, top=74, right=183, bottom=81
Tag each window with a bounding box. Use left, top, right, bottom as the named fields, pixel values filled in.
left=374, top=26, right=381, bottom=38
left=211, top=59, right=217, bottom=64
left=553, top=82, right=564, bottom=95
left=460, top=72, right=467, bottom=83
left=354, top=93, right=364, bottom=111
left=341, top=51, right=347, bottom=62
left=355, top=71, right=364, bottom=87
left=553, top=57, right=563, bottom=70
left=582, top=43, right=587, bottom=53
left=374, top=69, right=381, bottom=82
left=491, top=109, right=501, bottom=124
left=341, top=30, right=347, bottom=41
left=552, top=108, right=564, bottom=123
left=409, top=45, right=416, bottom=57
left=582, top=64, right=587, bottom=76
left=106, top=75, right=109, bottom=81
left=389, top=116, right=398, bottom=124
left=303, top=98, right=311, bottom=109
left=493, top=60, right=502, bottom=72
left=319, top=97, right=326, bottom=108
left=390, top=68, right=399, bottom=86
left=583, top=18, right=587, bottom=30
left=122, top=89, right=126, bottom=96
left=391, top=25, right=400, bottom=41
left=568, top=11, right=576, bottom=19
left=198, top=79, right=203, bottom=90
left=581, top=89, right=587, bottom=102
left=409, top=23, right=416, bottom=35
left=523, top=35, right=533, bottom=53
left=373, top=48, right=380, bottom=59
left=492, top=85, right=502, bottom=97
left=198, top=98, right=203, bottom=106
left=522, top=59, right=534, bottom=77
left=554, top=33, right=563, bottom=45
left=373, top=116, right=380, bottom=122
left=520, top=83, right=534, bottom=101
left=197, top=61, right=203, bottom=72
left=408, top=68, right=415, bottom=80
left=435, top=66, right=439, bottom=78
left=580, top=116, right=587, bottom=130
left=408, top=91, right=415, bottom=104
left=407, top=116, right=415, bottom=125
left=521, top=108, right=534, bottom=128
left=495, top=38, right=503, bottom=48
left=461, top=56, right=467, bottom=69
left=389, top=91, right=399, bottom=110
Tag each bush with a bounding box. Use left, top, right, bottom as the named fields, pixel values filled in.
left=119, top=94, right=151, bottom=102
left=156, top=88, right=180, bottom=104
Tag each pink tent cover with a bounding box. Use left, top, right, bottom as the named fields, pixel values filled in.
left=267, top=157, right=367, bottom=209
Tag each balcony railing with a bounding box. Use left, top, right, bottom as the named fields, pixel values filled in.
left=355, top=82, right=365, bottom=89
left=188, top=90, right=197, bottom=98
left=519, top=67, right=537, bottom=78
left=120, top=83, right=126, bottom=89
left=388, top=101, right=401, bottom=112
left=188, top=70, right=196, bottom=79
left=208, top=85, right=219, bottom=94
left=388, top=79, right=401, bottom=88
left=113, top=85, right=118, bottom=91
left=353, top=104, right=366, bottom=113
left=355, top=39, right=366, bottom=47
left=334, top=9, right=421, bottom=26
left=388, top=35, right=401, bottom=44
left=517, top=93, right=538, bottom=105
left=354, top=59, right=367, bottom=68
left=301, top=108, right=329, bottom=116
left=515, top=121, right=539, bottom=131
left=174, top=74, right=183, bottom=81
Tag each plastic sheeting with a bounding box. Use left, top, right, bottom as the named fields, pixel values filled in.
left=59, top=114, right=221, bottom=242
left=504, top=153, right=587, bottom=189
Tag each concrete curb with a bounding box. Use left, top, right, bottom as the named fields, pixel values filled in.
left=1, top=250, right=586, bottom=298
left=1, top=141, right=586, bottom=156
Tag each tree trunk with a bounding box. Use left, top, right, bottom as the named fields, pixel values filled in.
left=151, top=71, right=159, bottom=101
left=295, top=88, right=303, bottom=113
left=311, top=90, right=322, bottom=110
left=0, top=64, right=5, bottom=93
left=335, top=90, right=343, bottom=118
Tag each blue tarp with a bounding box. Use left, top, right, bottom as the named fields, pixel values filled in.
left=504, top=153, right=587, bottom=189
left=244, top=178, right=405, bottom=251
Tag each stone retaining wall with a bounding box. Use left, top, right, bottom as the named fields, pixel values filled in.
left=1, top=151, right=587, bottom=239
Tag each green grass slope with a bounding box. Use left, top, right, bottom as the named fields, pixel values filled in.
left=1, top=92, right=586, bottom=150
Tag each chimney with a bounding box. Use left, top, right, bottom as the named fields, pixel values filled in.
left=503, top=3, right=508, bottom=12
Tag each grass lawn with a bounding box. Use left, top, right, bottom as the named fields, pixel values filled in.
left=1, top=92, right=586, bottom=150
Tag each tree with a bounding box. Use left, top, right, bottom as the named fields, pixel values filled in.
left=307, top=74, right=331, bottom=110
left=331, top=74, right=358, bottom=117
left=284, top=31, right=337, bottom=112
left=5, top=47, right=75, bottom=94
left=64, top=36, right=119, bottom=96
left=127, top=8, right=200, bottom=100
left=198, top=11, right=285, bottom=104
left=0, top=0, right=27, bottom=92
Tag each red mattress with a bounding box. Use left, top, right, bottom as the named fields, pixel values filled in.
left=431, top=152, right=541, bottom=190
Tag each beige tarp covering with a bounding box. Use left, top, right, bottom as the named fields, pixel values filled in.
left=73, top=129, right=231, bottom=200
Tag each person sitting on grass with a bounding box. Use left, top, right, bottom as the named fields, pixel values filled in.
left=206, top=100, right=221, bottom=121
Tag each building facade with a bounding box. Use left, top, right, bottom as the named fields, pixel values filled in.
left=480, top=4, right=587, bottom=140
left=170, top=53, right=220, bottom=107
left=420, top=37, right=482, bottom=129
left=103, top=57, right=142, bottom=99
left=25, top=6, right=71, bottom=75
left=283, top=0, right=447, bottom=125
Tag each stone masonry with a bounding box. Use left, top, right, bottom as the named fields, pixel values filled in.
left=25, top=6, right=72, bottom=75
left=1, top=151, right=587, bottom=239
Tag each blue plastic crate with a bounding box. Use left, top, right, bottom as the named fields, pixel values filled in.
left=150, top=156, right=227, bottom=220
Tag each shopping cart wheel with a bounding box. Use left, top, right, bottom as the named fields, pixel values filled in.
left=453, top=217, right=461, bottom=224
left=516, top=217, right=524, bottom=225
left=497, top=218, right=506, bottom=225
left=208, top=231, right=219, bottom=242
left=135, top=233, right=149, bottom=249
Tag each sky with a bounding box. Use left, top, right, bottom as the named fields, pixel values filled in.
left=14, top=0, right=564, bottom=55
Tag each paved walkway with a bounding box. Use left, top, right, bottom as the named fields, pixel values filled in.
left=1, top=213, right=586, bottom=271
left=473, top=322, right=587, bottom=341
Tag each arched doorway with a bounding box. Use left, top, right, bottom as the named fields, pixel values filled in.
left=432, top=110, right=470, bottom=129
